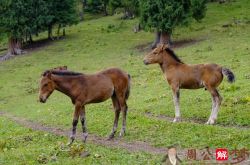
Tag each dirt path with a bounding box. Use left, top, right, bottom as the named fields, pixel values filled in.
left=145, top=112, right=250, bottom=130
left=0, top=111, right=167, bottom=155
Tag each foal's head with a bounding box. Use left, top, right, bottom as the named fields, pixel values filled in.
left=39, top=71, right=56, bottom=103
left=143, top=44, right=168, bottom=65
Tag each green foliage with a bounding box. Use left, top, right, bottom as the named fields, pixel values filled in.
left=191, top=0, right=207, bottom=21
left=0, top=0, right=29, bottom=38
left=140, top=0, right=207, bottom=33
left=86, top=0, right=108, bottom=13
left=109, top=0, right=139, bottom=17
left=47, top=0, right=79, bottom=27
left=0, top=0, right=78, bottom=45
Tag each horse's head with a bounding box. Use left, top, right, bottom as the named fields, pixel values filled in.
left=143, top=44, right=168, bottom=65
left=39, top=71, right=56, bottom=103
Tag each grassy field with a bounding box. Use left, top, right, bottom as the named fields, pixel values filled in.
left=0, top=0, right=250, bottom=164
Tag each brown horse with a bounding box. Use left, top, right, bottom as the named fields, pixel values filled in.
left=39, top=67, right=130, bottom=144
left=143, top=44, right=235, bottom=125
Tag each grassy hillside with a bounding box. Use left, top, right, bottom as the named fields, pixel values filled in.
left=0, top=0, right=250, bottom=164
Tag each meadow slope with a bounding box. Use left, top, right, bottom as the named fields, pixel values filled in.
left=0, top=0, right=250, bottom=164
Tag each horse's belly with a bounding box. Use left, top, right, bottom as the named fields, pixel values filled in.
left=87, top=84, right=114, bottom=104
left=180, top=80, right=204, bottom=89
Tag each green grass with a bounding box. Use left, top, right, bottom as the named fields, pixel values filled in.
left=0, top=0, right=250, bottom=164
left=0, top=117, right=161, bottom=164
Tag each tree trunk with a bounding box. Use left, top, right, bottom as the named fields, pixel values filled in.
left=103, top=3, right=108, bottom=16
left=151, top=31, right=171, bottom=49
left=48, top=24, right=53, bottom=40
left=80, top=11, right=84, bottom=21
left=63, top=28, right=65, bottom=36
left=7, top=37, right=23, bottom=55
left=57, top=24, right=61, bottom=39
left=151, top=31, right=161, bottom=49
left=160, top=31, right=171, bottom=45
left=29, top=33, right=33, bottom=43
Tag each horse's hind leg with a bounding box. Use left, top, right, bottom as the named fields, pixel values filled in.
left=108, top=96, right=121, bottom=140
left=206, top=88, right=222, bottom=125
left=117, top=96, right=128, bottom=137
left=80, top=106, right=88, bottom=143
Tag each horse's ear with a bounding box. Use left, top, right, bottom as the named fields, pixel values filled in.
left=162, top=44, right=169, bottom=50
left=156, top=44, right=168, bottom=51
left=42, top=70, right=52, bottom=79
left=47, top=71, right=52, bottom=79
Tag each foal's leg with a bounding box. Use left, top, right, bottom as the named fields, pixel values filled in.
left=206, top=88, right=221, bottom=125
left=108, top=96, right=121, bottom=140
left=80, top=106, right=88, bottom=143
left=68, top=103, right=81, bottom=145
left=172, top=87, right=181, bottom=122
left=117, top=97, right=128, bottom=137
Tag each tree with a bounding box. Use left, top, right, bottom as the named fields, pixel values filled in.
left=109, top=0, right=139, bottom=18
left=139, top=0, right=207, bottom=48
left=0, top=0, right=30, bottom=55
left=46, top=0, right=79, bottom=40
left=85, top=0, right=109, bottom=15
left=0, top=0, right=79, bottom=56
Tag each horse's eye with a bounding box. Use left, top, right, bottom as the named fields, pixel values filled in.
left=44, top=84, right=48, bottom=87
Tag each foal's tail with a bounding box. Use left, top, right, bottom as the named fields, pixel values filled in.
left=222, top=68, right=235, bottom=83
left=125, top=74, right=131, bottom=100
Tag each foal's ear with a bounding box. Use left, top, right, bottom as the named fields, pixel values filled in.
left=157, top=44, right=168, bottom=51
left=46, top=71, right=52, bottom=79
left=42, top=70, right=52, bottom=79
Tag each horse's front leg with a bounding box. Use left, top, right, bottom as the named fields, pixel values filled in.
left=172, top=87, right=181, bottom=122
left=68, top=102, right=81, bottom=145
left=80, top=106, right=88, bottom=143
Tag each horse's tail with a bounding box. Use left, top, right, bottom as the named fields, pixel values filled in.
left=125, top=74, right=131, bottom=100
left=222, top=67, right=235, bottom=83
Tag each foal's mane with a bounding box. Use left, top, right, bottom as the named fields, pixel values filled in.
left=165, top=48, right=184, bottom=64
left=42, top=70, right=83, bottom=76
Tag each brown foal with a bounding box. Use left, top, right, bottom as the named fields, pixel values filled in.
left=39, top=67, right=130, bottom=144
left=143, top=44, right=235, bottom=125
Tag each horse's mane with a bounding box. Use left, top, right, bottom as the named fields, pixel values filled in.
left=165, top=48, right=184, bottom=64
left=42, top=70, right=83, bottom=76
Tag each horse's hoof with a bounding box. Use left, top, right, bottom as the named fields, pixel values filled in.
left=67, top=139, right=74, bottom=146
left=119, top=131, right=125, bottom=137
left=82, top=133, right=88, bottom=143
left=173, top=117, right=181, bottom=123
left=107, top=134, right=115, bottom=140
left=206, top=119, right=215, bottom=125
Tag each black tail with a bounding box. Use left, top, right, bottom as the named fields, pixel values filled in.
left=125, top=74, right=131, bottom=100
left=222, top=68, right=235, bottom=83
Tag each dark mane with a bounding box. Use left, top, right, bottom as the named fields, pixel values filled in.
left=165, top=48, right=184, bottom=64
left=42, top=70, right=83, bottom=76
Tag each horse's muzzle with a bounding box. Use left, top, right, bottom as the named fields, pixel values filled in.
left=143, top=60, right=149, bottom=65
left=39, top=97, right=46, bottom=103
